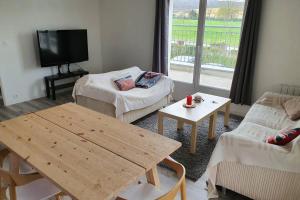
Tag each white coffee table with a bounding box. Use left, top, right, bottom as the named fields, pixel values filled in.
left=158, top=93, right=231, bottom=153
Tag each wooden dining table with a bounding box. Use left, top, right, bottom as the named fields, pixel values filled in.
left=0, top=103, right=181, bottom=200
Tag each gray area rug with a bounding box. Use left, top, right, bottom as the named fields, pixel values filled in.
left=134, top=112, right=243, bottom=181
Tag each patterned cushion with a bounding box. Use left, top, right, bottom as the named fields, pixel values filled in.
left=113, top=74, right=135, bottom=91
left=135, top=72, right=162, bottom=89
left=266, top=128, right=300, bottom=145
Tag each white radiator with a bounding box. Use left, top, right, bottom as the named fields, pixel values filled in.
left=280, top=84, right=300, bottom=96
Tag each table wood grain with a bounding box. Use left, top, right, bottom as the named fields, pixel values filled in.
left=0, top=103, right=181, bottom=200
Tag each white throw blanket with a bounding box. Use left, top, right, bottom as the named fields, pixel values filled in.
left=207, top=131, right=300, bottom=198
left=72, top=67, right=174, bottom=119
left=206, top=110, right=300, bottom=198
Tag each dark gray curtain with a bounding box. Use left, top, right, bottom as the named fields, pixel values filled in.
left=152, top=0, right=170, bottom=75
left=230, top=0, right=262, bottom=105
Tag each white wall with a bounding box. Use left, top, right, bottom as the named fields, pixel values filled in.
left=97, top=0, right=300, bottom=117
left=99, top=0, right=156, bottom=72
left=252, top=0, right=300, bottom=101
left=0, top=0, right=103, bottom=105
left=1, top=0, right=299, bottom=109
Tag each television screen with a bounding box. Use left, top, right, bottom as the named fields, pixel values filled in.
left=37, top=29, right=88, bottom=67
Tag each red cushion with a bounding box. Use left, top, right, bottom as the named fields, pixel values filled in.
left=114, top=75, right=135, bottom=91
left=266, top=128, right=300, bottom=145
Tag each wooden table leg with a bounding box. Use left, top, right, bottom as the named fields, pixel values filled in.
left=208, top=112, right=217, bottom=140
left=146, top=167, right=160, bottom=187
left=9, top=153, right=20, bottom=200
left=158, top=112, right=164, bottom=135
left=177, top=120, right=184, bottom=131
left=190, top=123, right=198, bottom=154
left=224, top=102, right=231, bottom=127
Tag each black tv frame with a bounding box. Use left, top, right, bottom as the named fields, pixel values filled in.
left=36, top=29, right=88, bottom=76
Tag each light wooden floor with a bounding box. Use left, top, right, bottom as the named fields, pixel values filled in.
left=0, top=91, right=249, bottom=200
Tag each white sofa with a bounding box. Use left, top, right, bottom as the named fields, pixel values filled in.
left=208, top=92, right=300, bottom=200
left=73, top=67, right=173, bottom=123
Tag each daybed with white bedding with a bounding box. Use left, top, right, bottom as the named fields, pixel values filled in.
left=207, top=92, right=300, bottom=200
left=72, top=67, right=174, bottom=123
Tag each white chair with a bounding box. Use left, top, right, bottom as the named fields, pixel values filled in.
left=116, top=156, right=186, bottom=200
left=0, top=149, right=62, bottom=200
left=0, top=145, right=37, bottom=175
left=10, top=178, right=62, bottom=200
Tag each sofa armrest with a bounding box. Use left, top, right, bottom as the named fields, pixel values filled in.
left=291, top=136, right=300, bottom=152
left=220, top=132, right=290, bottom=154
left=256, top=92, right=294, bottom=107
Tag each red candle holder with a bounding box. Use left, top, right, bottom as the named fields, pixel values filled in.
left=186, top=95, right=193, bottom=106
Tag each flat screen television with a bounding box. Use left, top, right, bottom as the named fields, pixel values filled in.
left=37, top=29, right=88, bottom=68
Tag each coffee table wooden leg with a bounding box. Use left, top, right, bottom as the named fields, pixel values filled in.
left=208, top=113, right=217, bottom=140
left=190, top=123, right=198, bottom=154
left=146, top=167, right=160, bottom=187
left=158, top=112, right=164, bottom=135
left=224, top=102, right=231, bottom=127
left=177, top=120, right=184, bottom=130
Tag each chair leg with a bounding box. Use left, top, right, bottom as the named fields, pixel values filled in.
left=9, top=185, right=16, bottom=200
left=55, top=192, right=65, bottom=200
left=116, top=197, right=127, bottom=200
left=180, top=177, right=187, bottom=200
left=0, top=186, right=7, bottom=200
left=0, top=178, right=2, bottom=200
left=0, top=149, right=10, bottom=165
left=55, top=195, right=61, bottom=200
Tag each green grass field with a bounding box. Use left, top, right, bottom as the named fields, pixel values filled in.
left=171, top=18, right=242, bottom=68
left=172, top=18, right=242, bottom=46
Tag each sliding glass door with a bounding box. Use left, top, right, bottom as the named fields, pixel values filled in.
left=169, top=0, right=200, bottom=84
left=169, top=0, right=246, bottom=91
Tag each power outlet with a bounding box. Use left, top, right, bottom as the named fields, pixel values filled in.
left=12, top=94, right=18, bottom=99
left=0, top=41, right=8, bottom=47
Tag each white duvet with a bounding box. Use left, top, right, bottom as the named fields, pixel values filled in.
left=72, top=67, right=174, bottom=119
